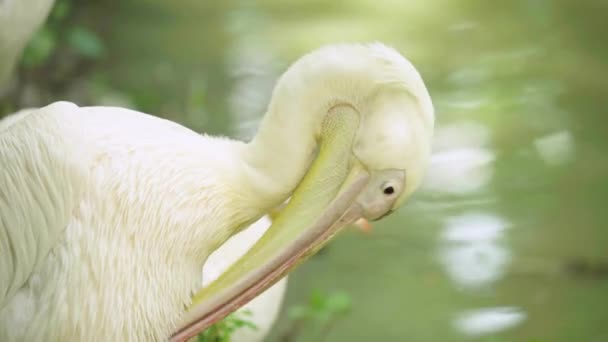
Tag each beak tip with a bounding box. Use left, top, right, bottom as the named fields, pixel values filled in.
left=354, top=218, right=372, bottom=234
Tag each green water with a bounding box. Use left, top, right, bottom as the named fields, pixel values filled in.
left=10, top=0, right=608, bottom=341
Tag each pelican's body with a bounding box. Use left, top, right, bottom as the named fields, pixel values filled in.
left=0, top=43, right=434, bottom=341
left=1, top=103, right=255, bottom=340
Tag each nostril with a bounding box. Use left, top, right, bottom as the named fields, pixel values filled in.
left=383, top=186, right=394, bottom=195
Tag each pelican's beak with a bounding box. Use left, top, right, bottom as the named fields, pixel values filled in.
left=354, top=218, right=373, bottom=234
left=171, top=107, right=373, bottom=341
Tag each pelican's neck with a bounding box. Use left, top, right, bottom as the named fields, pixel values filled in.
left=234, top=43, right=395, bottom=213
left=240, top=105, right=322, bottom=211
left=235, top=47, right=370, bottom=212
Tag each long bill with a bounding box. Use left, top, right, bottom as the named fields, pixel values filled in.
left=171, top=106, right=369, bottom=341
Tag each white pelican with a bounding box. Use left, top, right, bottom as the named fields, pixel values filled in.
left=0, top=43, right=434, bottom=341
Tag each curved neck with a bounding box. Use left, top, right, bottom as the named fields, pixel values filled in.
left=235, top=48, right=378, bottom=212
left=240, top=106, right=321, bottom=211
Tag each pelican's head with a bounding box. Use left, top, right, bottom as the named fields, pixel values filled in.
left=271, top=43, right=434, bottom=221
left=173, top=43, right=434, bottom=341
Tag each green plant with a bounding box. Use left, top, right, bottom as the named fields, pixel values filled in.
left=196, top=309, right=258, bottom=342
left=280, top=290, right=352, bottom=341
left=21, top=0, right=104, bottom=68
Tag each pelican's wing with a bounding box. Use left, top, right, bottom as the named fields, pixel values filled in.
left=0, top=102, right=89, bottom=307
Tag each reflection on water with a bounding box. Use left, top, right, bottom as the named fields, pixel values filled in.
left=426, top=148, right=494, bottom=194
left=534, top=130, right=575, bottom=166
left=453, top=306, right=526, bottom=337
left=439, top=213, right=510, bottom=289
left=423, top=121, right=494, bottom=194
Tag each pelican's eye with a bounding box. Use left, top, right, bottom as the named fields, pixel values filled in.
left=383, top=185, right=395, bottom=196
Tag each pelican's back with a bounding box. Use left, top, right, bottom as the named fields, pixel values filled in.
left=0, top=101, right=249, bottom=341
left=0, top=102, right=90, bottom=307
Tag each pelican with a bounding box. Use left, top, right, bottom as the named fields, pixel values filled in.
left=0, top=43, right=434, bottom=341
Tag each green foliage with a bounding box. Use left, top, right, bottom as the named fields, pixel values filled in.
left=20, top=0, right=104, bottom=68
left=288, top=289, right=351, bottom=323
left=283, top=289, right=352, bottom=339
left=67, top=27, right=104, bottom=59
left=196, top=309, right=257, bottom=342
left=51, top=0, right=70, bottom=21
left=21, top=27, right=56, bottom=67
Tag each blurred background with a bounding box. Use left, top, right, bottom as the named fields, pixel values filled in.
left=1, top=0, right=607, bottom=341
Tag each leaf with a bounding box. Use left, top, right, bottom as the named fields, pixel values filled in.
left=51, top=0, right=71, bottom=21
left=287, top=305, right=310, bottom=320
left=314, top=311, right=332, bottom=325
left=326, top=291, right=352, bottom=314
left=21, top=27, right=56, bottom=67
left=197, top=310, right=257, bottom=341
left=67, top=27, right=104, bottom=59
left=309, top=289, right=327, bottom=312
left=239, top=309, right=253, bottom=317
